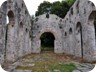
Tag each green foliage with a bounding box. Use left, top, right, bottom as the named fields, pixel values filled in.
left=35, top=1, right=52, bottom=16
left=50, top=1, right=69, bottom=18
left=64, top=0, right=76, bottom=6
left=49, top=63, right=76, bottom=72
left=35, top=0, right=75, bottom=18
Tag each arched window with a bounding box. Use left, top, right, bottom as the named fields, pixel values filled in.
left=76, top=22, right=82, bottom=34
left=69, top=28, right=72, bottom=34
left=20, top=22, right=23, bottom=28
left=7, top=10, right=15, bottom=27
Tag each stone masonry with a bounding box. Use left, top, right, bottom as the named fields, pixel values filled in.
left=0, top=0, right=96, bottom=64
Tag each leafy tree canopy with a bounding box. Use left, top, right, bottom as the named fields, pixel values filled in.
left=35, top=0, right=75, bottom=18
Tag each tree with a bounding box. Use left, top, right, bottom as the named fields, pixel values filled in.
left=35, top=1, right=52, bottom=16
left=64, top=0, right=76, bottom=6
left=35, top=0, right=76, bottom=18
left=50, top=1, right=70, bottom=18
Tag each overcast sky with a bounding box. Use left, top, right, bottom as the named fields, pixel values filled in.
left=0, top=0, right=95, bottom=15
left=0, top=0, right=62, bottom=15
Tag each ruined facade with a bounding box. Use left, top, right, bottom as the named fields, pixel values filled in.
left=0, top=0, right=32, bottom=63
left=0, top=0, right=96, bottom=64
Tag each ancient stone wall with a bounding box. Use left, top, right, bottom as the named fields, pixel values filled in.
left=0, top=0, right=96, bottom=63
left=32, top=14, right=63, bottom=53
left=0, top=0, right=32, bottom=63
left=32, top=0, right=96, bottom=62
left=0, top=1, right=7, bottom=64
left=61, top=0, right=96, bottom=62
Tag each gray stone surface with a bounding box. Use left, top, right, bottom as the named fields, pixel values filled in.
left=72, top=70, right=81, bottom=72
left=0, top=0, right=32, bottom=63
left=0, top=0, right=96, bottom=64
left=14, top=70, right=32, bottom=72
left=32, top=0, right=96, bottom=62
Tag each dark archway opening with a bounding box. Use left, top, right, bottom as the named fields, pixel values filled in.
left=7, top=10, right=15, bottom=27
left=94, top=17, right=96, bottom=40
left=40, top=32, right=55, bottom=52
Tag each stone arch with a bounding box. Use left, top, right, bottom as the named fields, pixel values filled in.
left=76, top=22, right=82, bottom=34
left=19, top=22, right=23, bottom=28
left=69, top=28, right=72, bottom=34
left=38, top=30, right=58, bottom=40
left=75, top=22, right=83, bottom=57
left=7, top=10, right=15, bottom=26
left=39, top=30, right=59, bottom=53
left=32, top=28, right=62, bottom=53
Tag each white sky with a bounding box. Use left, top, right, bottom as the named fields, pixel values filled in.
left=0, top=0, right=62, bottom=15
left=0, top=0, right=96, bottom=15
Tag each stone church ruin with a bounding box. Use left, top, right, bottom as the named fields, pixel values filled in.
left=0, top=0, right=96, bottom=64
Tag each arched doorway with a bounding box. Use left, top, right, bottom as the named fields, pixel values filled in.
left=40, top=32, right=55, bottom=52
left=76, top=22, right=83, bottom=57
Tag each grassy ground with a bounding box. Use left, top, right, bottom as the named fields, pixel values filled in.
left=15, top=52, right=83, bottom=72
left=41, top=47, right=54, bottom=52
left=2, top=47, right=95, bottom=72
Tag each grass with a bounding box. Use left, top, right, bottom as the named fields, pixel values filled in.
left=2, top=46, right=94, bottom=72
left=48, top=63, right=76, bottom=72
left=15, top=52, right=81, bottom=72
left=15, top=62, right=76, bottom=72
left=41, top=47, right=54, bottom=52
left=16, top=66, right=33, bottom=70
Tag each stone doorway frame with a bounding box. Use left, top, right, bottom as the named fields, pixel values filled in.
left=32, top=28, right=63, bottom=53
